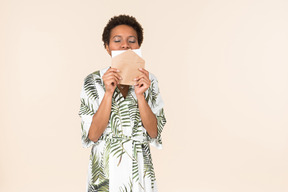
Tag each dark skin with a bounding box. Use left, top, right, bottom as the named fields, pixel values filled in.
left=87, top=25, right=158, bottom=142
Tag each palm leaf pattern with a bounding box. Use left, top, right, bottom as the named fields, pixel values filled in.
left=79, top=68, right=166, bottom=191
left=119, top=177, right=133, bottom=192
left=79, top=98, right=95, bottom=116
left=81, top=121, right=91, bottom=145
left=143, top=143, right=156, bottom=188
left=145, top=78, right=157, bottom=107
left=154, top=108, right=166, bottom=144
left=89, top=149, right=109, bottom=192
left=84, top=73, right=99, bottom=101
left=132, top=141, right=143, bottom=182
left=128, top=97, right=143, bottom=138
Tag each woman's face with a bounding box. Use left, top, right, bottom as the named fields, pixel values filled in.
left=106, top=24, right=140, bottom=55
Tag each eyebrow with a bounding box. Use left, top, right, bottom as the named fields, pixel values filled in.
left=112, top=35, right=137, bottom=39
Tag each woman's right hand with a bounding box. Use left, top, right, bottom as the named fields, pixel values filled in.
left=102, top=68, right=122, bottom=94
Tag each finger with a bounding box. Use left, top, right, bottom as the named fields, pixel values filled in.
left=108, top=67, right=120, bottom=72
left=104, top=72, right=122, bottom=80
left=105, top=69, right=121, bottom=76
left=107, top=80, right=118, bottom=87
left=138, top=68, right=149, bottom=76
left=103, top=69, right=121, bottom=79
left=105, top=76, right=120, bottom=85
left=134, top=74, right=149, bottom=82
left=139, top=78, right=150, bottom=86
left=137, top=71, right=149, bottom=79
left=135, top=78, right=150, bottom=87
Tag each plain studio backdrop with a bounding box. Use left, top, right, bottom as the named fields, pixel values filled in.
left=1, top=0, right=288, bottom=191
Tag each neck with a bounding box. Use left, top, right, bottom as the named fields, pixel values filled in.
left=118, top=84, right=128, bottom=89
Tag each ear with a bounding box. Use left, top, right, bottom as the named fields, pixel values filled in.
left=105, top=44, right=111, bottom=56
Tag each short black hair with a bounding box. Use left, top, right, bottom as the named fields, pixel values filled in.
left=102, top=15, right=143, bottom=48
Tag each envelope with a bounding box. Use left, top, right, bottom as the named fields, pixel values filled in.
left=111, top=49, right=145, bottom=85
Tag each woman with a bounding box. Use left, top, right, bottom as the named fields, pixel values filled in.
left=79, top=15, right=166, bottom=192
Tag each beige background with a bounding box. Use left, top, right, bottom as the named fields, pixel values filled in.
left=1, top=0, right=288, bottom=191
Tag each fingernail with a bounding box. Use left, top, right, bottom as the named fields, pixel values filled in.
left=139, top=68, right=142, bottom=70
left=117, top=69, right=120, bottom=72
left=134, top=78, right=137, bottom=81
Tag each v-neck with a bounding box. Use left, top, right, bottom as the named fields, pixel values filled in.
left=116, top=85, right=132, bottom=100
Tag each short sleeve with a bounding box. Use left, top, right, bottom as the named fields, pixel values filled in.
left=78, top=74, right=100, bottom=148
left=146, top=74, right=167, bottom=149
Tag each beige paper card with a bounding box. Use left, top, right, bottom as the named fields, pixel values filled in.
left=111, top=49, right=145, bottom=85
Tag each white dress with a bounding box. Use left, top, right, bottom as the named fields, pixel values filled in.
left=79, top=67, right=166, bottom=192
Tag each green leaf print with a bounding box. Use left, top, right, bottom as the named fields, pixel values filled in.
left=156, top=108, right=166, bottom=140
left=145, top=79, right=157, bottom=107
left=81, top=121, right=90, bottom=144
left=84, top=73, right=99, bottom=101
left=103, top=141, right=111, bottom=177
left=90, top=153, right=106, bottom=184
left=110, top=88, right=134, bottom=136
left=88, top=179, right=109, bottom=192
left=89, top=140, right=111, bottom=192
left=110, top=138, right=134, bottom=166
left=132, top=142, right=143, bottom=182
left=119, top=177, right=133, bottom=192
left=127, top=97, right=143, bottom=138
left=143, top=143, right=156, bottom=188
left=79, top=98, right=95, bottom=116
left=110, top=139, right=125, bottom=162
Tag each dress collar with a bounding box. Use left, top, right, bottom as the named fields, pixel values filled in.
left=99, top=66, right=110, bottom=78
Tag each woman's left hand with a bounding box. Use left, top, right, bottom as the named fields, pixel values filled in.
left=134, top=68, right=150, bottom=97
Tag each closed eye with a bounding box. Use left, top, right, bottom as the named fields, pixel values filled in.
left=112, top=36, right=122, bottom=43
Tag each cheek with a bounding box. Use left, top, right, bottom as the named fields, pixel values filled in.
left=131, top=43, right=140, bottom=49
left=108, top=42, right=120, bottom=50
left=108, top=44, right=117, bottom=50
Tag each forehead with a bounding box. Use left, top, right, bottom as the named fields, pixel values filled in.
left=110, top=25, right=138, bottom=38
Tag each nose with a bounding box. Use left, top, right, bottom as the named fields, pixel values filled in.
left=121, top=41, right=130, bottom=49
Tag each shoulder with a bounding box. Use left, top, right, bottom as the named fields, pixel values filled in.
left=149, top=72, right=160, bottom=88
left=81, top=68, right=108, bottom=99
left=84, top=70, right=100, bottom=81
left=149, top=72, right=158, bottom=82
left=83, top=67, right=109, bottom=83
